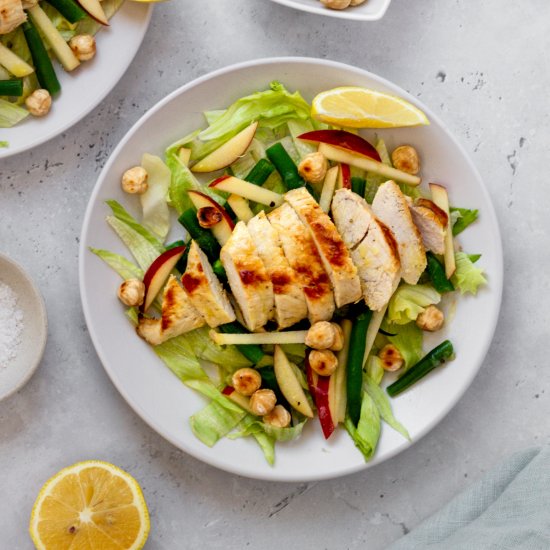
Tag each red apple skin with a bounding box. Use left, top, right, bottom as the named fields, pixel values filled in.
left=141, top=245, right=186, bottom=313
left=222, top=386, right=235, bottom=396
left=306, top=358, right=335, bottom=440
left=75, top=0, right=109, bottom=25
left=298, top=130, right=381, bottom=162
left=187, top=190, right=235, bottom=230
left=340, top=163, right=351, bottom=189
left=209, top=175, right=231, bottom=188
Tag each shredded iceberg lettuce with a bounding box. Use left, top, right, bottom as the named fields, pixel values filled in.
left=190, top=399, right=247, bottom=447
left=345, top=392, right=380, bottom=461
left=387, top=284, right=441, bottom=325
left=385, top=321, right=423, bottom=371
left=364, top=375, right=410, bottom=440
left=451, top=252, right=487, bottom=295
left=0, top=98, right=28, bottom=128
left=89, top=248, right=144, bottom=280
left=451, top=207, right=479, bottom=236
left=140, top=154, right=171, bottom=241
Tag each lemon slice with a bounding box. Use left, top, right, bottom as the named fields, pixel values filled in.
left=311, top=86, right=430, bottom=128
left=29, top=460, right=150, bottom=550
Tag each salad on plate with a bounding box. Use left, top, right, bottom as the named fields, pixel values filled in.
left=0, top=0, right=126, bottom=129
left=91, top=82, right=487, bottom=465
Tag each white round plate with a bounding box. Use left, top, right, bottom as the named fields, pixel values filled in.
left=0, top=252, right=47, bottom=401
left=267, top=0, right=391, bottom=21
left=79, top=58, right=503, bottom=482
left=0, top=2, right=152, bottom=159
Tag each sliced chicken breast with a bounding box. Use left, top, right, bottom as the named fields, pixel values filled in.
left=220, top=221, right=274, bottom=331
left=268, top=203, right=335, bottom=323
left=409, top=198, right=448, bottom=255
left=247, top=211, right=308, bottom=329
left=285, top=187, right=362, bottom=307
left=332, top=189, right=401, bottom=311
left=372, top=180, right=427, bottom=284
left=137, top=275, right=205, bottom=345
left=181, top=240, right=236, bottom=327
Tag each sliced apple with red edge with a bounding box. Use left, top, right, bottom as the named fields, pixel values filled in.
left=306, top=356, right=335, bottom=439
left=222, top=386, right=253, bottom=413
left=337, top=163, right=351, bottom=189
left=191, top=122, right=258, bottom=173
left=298, top=130, right=381, bottom=162
left=141, top=245, right=186, bottom=313
left=76, top=0, right=108, bottom=25
left=274, top=345, right=313, bottom=418
left=209, top=175, right=283, bottom=208
left=187, top=190, right=235, bottom=246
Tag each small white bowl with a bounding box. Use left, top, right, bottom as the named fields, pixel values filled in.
left=0, top=253, right=47, bottom=402
left=267, top=0, right=391, bottom=21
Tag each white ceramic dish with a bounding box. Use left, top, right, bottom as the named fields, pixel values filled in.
left=0, top=253, right=47, bottom=401
left=79, top=57, right=503, bottom=482
left=268, top=0, right=391, bottom=21
left=0, top=2, right=152, bottom=159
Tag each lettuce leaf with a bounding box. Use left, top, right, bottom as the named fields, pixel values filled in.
left=106, top=216, right=162, bottom=271
left=385, top=321, right=423, bottom=371
left=365, top=355, right=384, bottom=386
left=106, top=200, right=165, bottom=251
left=387, top=284, right=441, bottom=325
left=89, top=248, right=143, bottom=280
left=198, top=81, right=311, bottom=142
left=190, top=399, right=247, bottom=447
left=451, top=207, right=479, bottom=236
left=451, top=252, right=487, bottom=295
left=165, top=150, right=221, bottom=215
left=345, top=392, right=380, bottom=462
left=140, top=154, right=171, bottom=240
left=0, top=98, right=28, bottom=128
left=364, top=375, right=410, bottom=440
left=229, top=415, right=276, bottom=465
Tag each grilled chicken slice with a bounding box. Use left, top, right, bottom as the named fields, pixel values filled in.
left=372, top=180, right=426, bottom=284
left=0, top=0, right=25, bottom=34
left=181, top=240, right=236, bottom=327
left=137, top=275, right=205, bottom=345
left=248, top=211, right=308, bottom=329
left=332, top=189, right=401, bottom=311
left=220, top=221, right=274, bottom=331
left=409, top=198, right=448, bottom=255
left=268, top=203, right=335, bottom=323
left=285, top=187, right=362, bottom=307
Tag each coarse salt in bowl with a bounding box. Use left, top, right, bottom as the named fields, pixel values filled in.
left=0, top=253, right=47, bottom=401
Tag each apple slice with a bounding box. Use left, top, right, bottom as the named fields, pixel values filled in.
left=337, top=163, right=351, bottom=190
left=319, top=165, right=338, bottom=213
left=209, top=175, right=283, bottom=208
left=274, top=345, right=313, bottom=418
left=298, top=130, right=381, bottom=162
left=75, top=0, right=108, bottom=25
left=178, top=147, right=192, bottom=167
left=330, top=319, right=352, bottom=425
left=191, top=122, right=258, bottom=173
left=430, top=183, right=455, bottom=278
left=141, top=245, right=186, bottom=312
left=306, top=358, right=335, bottom=439
left=222, top=386, right=253, bottom=413
left=227, top=194, right=254, bottom=222
left=187, top=190, right=235, bottom=246
left=318, top=143, right=421, bottom=187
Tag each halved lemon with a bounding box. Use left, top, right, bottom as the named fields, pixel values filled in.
left=311, top=86, right=430, bottom=128
left=29, top=460, right=150, bottom=550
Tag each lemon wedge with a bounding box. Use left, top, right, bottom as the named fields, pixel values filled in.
left=29, top=460, right=150, bottom=550
left=311, top=86, right=430, bottom=128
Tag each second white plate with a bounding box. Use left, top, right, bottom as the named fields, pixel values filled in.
left=267, top=0, right=391, bottom=21
left=0, top=1, right=152, bottom=159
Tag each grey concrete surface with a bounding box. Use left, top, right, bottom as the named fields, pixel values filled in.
left=1, top=0, right=548, bottom=548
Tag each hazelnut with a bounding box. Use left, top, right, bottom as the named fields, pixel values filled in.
left=121, top=166, right=148, bottom=194
left=309, top=349, right=338, bottom=376
left=298, top=152, right=328, bottom=184
left=416, top=305, right=445, bottom=332
left=197, top=206, right=223, bottom=228
left=117, top=279, right=145, bottom=307
left=25, top=89, right=51, bottom=117
left=392, top=145, right=420, bottom=175
left=249, top=389, right=277, bottom=416
left=232, top=368, right=262, bottom=396
left=69, top=34, right=96, bottom=61
left=378, top=344, right=405, bottom=372
left=263, top=405, right=291, bottom=428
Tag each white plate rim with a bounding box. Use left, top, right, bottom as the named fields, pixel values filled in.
left=79, top=56, right=503, bottom=482
left=267, top=0, right=391, bottom=21
left=0, top=3, right=153, bottom=159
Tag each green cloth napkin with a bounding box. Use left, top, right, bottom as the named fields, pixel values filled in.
left=388, top=446, right=550, bottom=549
